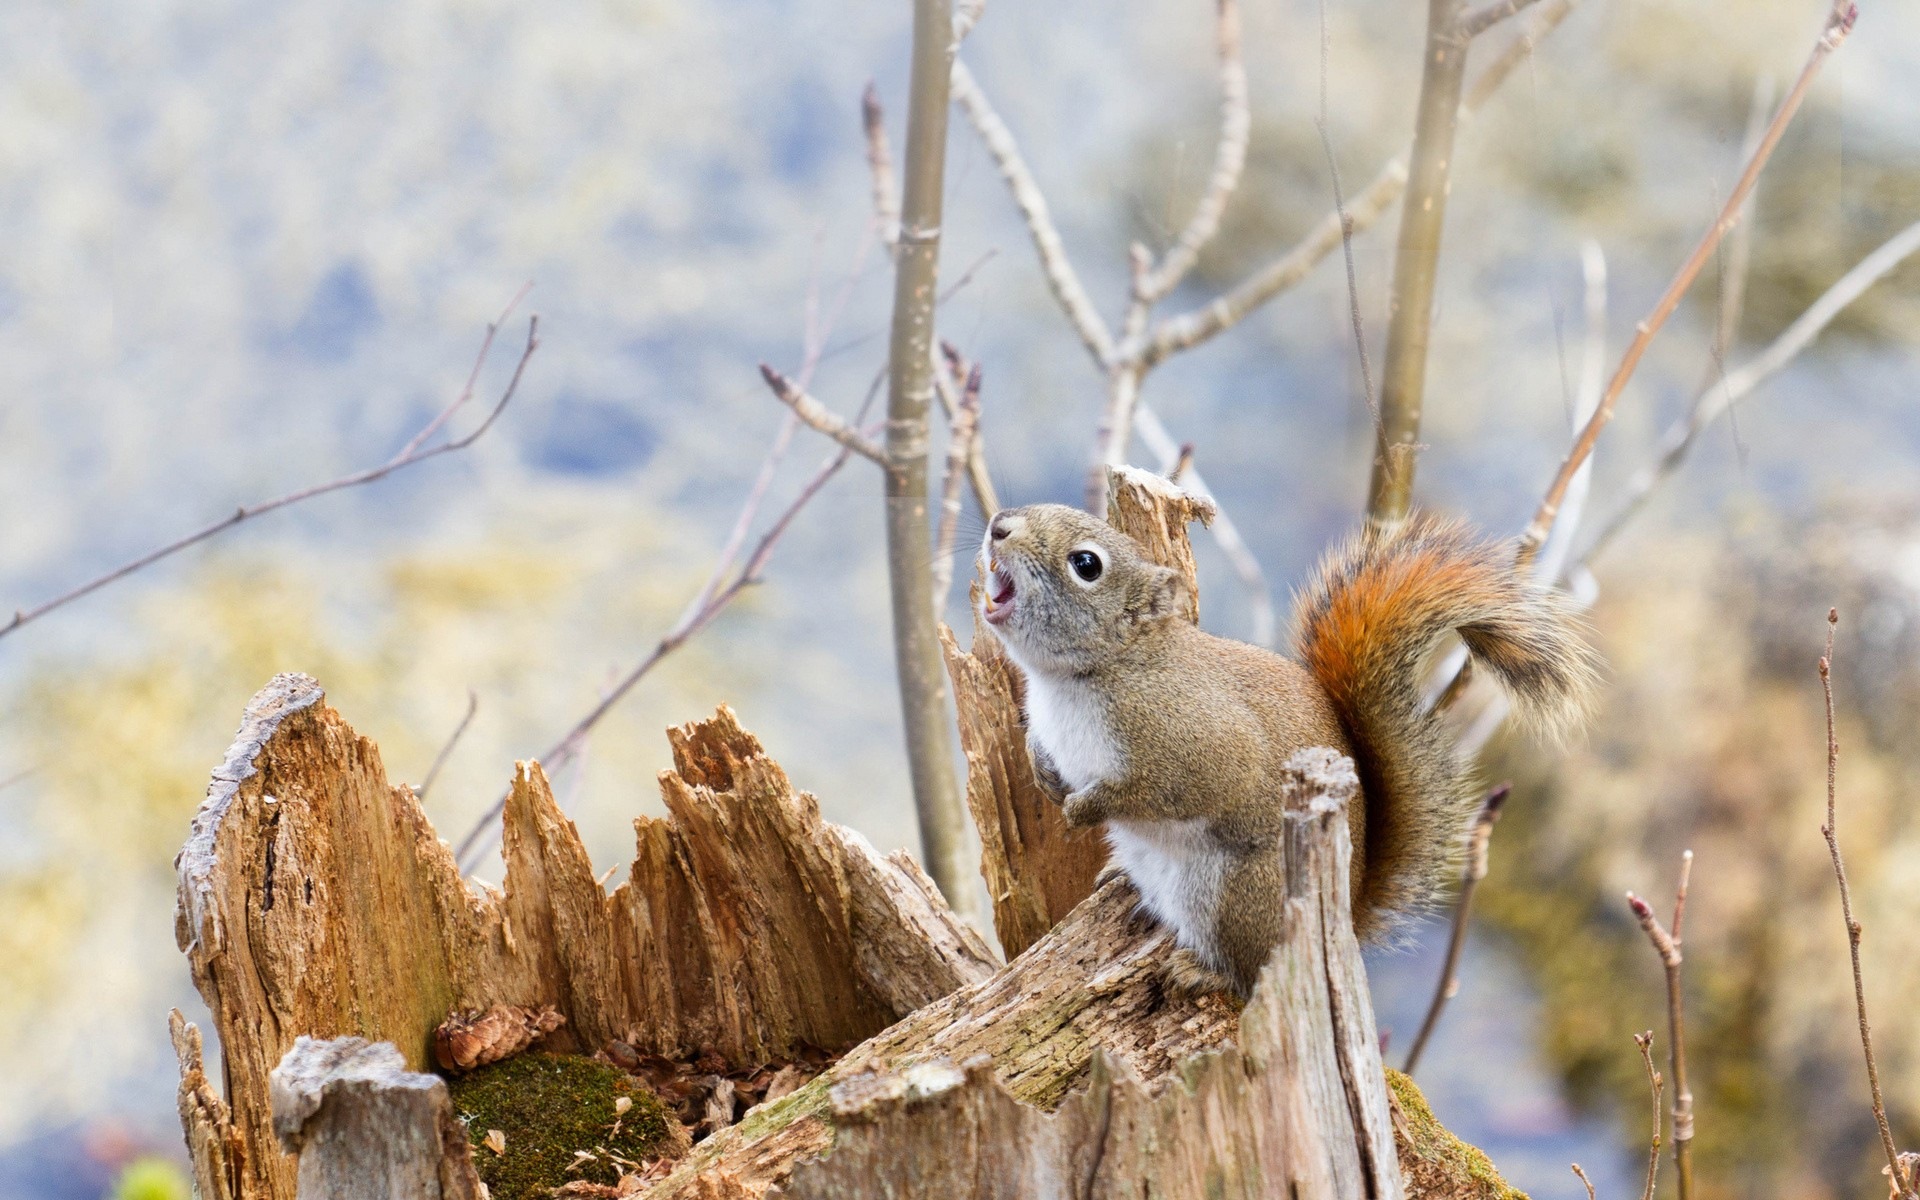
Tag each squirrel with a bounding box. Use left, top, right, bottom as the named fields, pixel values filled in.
left=977, top=501, right=1599, bottom=998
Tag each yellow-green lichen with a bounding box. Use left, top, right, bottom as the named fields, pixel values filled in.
left=1386, top=1069, right=1528, bottom=1200
left=446, top=1054, right=679, bottom=1199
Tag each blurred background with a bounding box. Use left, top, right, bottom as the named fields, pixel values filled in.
left=1, top=0, right=1916, bottom=1196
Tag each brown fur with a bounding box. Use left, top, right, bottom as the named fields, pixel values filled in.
left=982, top=504, right=1598, bottom=996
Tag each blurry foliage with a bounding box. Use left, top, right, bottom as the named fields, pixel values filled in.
left=108, top=1157, right=191, bottom=1200
left=1483, top=511, right=1920, bottom=1199
left=1743, top=141, right=1920, bottom=344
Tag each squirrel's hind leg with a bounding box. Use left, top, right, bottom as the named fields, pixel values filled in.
left=1211, top=853, right=1287, bottom=998
left=1162, top=947, right=1238, bottom=998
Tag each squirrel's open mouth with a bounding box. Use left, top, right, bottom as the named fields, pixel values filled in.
left=983, top=562, right=1017, bottom=626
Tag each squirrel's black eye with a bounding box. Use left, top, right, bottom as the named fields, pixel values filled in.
left=1068, top=549, right=1103, bottom=582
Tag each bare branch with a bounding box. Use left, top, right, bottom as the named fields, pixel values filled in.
left=1134, top=0, right=1251, bottom=305
left=930, top=357, right=982, bottom=609
left=1533, top=241, right=1607, bottom=586
left=1697, top=79, right=1774, bottom=400
left=863, top=82, right=901, bottom=250
left=1570, top=1163, right=1598, bottom=1200
left=933, top=341, right=1001, bottom=517
left=454, top=368, right=889, bottom=872
left=1402, top=783, right=1510, bottom=1076
left=1581, top=216, right=1920, bottom=567
left=1143, top=158, right=1406, bottom=368
left=2, top=298, right=540, bottom=641
left=415, top=689, right=478, bottom=802
left=885, top=0, right=972, bottom=911
left=1635, top=1030, right=1665, bottom=1200
left=1134, top=405, right=1277, bottom=646
left=1516, top=1, right=1858, bottom=568
left=950, top=59, right=1117, bottom=367
left=952, top=0, right=984, bottom=42
left=759, top=363, right=891, bottom=466
left=1142, top=0, right=1578, bottom=367
left=1457, top=0, right=1546, bottom=40
left=1365, top=0, right=1472, bottom=530
left=1628, top=849, right=1697, bottom=1200
left=1820, top=609, right=1918, bottom=1200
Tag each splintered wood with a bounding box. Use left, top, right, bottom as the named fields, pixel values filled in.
left=173, top=675, right=993, bottom=1200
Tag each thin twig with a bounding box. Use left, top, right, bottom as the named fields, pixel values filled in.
left=1134, top=407, right=1277, bottom=645
left=1533, top=241, right=1607, bottom=587
left=759, top=364, right=891, bottom=466
left=1820, top=608, right=1918, bottom=1200
left=1315, top=0, right=1380, bottom=439
left=1570, top=1163, right=1598, bottom=1200
left=454, top=370, right=889, bottom=872
left=1402, top=783, right=1510, bottom=1076
left=417, top=689, right=479, bottom=802
left=1516, top=1, right=1858, bottom=568
left=1628, top=849, right=1696, bottom=1200
left=690, top=211, right=883, bottom=638
left=1457, top=0, right=1546, bottom=39
left=1580, top=216, right=1920, bottom=568
left=1142, top=0, right=1578, bottom=366
left=950, top=59, right=1116, bottom=368
left=1635, top=1030, right=1664, bottom=1200
left=2, top=296, right=540, bottom=641
left=863, top=83, right=901, bottom=250
left=1696, top=79, right=1774, bottom=405
left=1134, top=0, right=1250, bottom=304
left=931, top=358, right=983, bottom=609
left=933, top=341, right=1001, bottom=518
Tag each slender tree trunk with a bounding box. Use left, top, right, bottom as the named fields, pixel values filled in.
left=885, top=0, right=972, bottom=912
left=1366, top=0, right=1468, bottom=530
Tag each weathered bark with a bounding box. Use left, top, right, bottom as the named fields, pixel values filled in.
left=941, top=465, right=1215, bottom=958
left=269, top=1036, right=482, bottom=1200
left=174, top=677, right=993, bottom=1200
left=172, top=1009, right=243, bottom=1200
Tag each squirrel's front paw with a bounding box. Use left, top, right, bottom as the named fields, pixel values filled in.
left=1060, top=788, right=1108, bottom=827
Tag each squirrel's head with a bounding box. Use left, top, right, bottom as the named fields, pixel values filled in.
left=978, top=503, right=1188, bottom=677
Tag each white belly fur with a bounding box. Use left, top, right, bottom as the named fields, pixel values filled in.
left=1021, top=671, right=1224, bottom=962
left=1022, top=672, right=1120, bottom=792
left=1105, top=819, right=1226, bottom=965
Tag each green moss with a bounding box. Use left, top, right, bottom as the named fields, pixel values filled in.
left=446, top=1054, right=679, bottom=1199
left=1386, top=1069, right=1528, bottom=1200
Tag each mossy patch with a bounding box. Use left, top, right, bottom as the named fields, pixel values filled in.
left=446, top=1054, right=683, bottom=1199
left=1386, top=1069, right=1528, bottom=1200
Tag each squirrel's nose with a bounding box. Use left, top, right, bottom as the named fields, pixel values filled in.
left=989, top=514, right=1013, bottom=542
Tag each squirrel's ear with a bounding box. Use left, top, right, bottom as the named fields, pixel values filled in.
left=1137, top=564, right=1188, bottom=623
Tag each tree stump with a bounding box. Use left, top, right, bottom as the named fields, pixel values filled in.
left=269, top=1037, right=481, bottom=1200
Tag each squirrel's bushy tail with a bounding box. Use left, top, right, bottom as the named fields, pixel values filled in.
left=1292, top=513, right=1599, bottom=939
